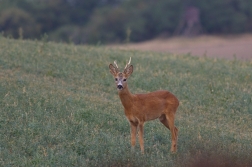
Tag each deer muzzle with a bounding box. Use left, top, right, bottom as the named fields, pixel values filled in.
left=117, top=84, right=123, bottom=90
left=117, top=80, right=123, bottom=90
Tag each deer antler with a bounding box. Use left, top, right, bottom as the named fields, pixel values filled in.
left=124, top=57, right=131, bottom=69
left=114, top=60, right=119, bottom=69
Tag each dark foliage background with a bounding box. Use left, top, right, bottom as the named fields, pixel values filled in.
left=0, top=0, right=252, bottom=44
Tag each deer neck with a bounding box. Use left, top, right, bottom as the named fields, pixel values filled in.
left=118, top=85, right=134, bottom=110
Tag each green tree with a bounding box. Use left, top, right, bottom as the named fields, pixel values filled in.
left=1, top=0, right=252, bottom=43
left=84, top=0, right=184, bottom=43
left=192, top=0, right=251, bottom=33
left=0, top=7, right=39, bottom=38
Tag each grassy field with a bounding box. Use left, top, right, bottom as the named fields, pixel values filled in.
left=0, top=37, right=252, bottom=166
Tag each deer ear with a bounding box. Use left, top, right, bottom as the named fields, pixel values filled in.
left=109, top=64, right=118, bottom=76
left=124, top=65, right=133, bottom=76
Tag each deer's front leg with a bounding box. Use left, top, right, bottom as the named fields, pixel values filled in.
left=138, top=122, right=144, bottom=154
left=130, top=121, right=138, bottom=151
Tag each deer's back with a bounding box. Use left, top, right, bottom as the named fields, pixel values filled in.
left=135, top=90, right=179, bottom=106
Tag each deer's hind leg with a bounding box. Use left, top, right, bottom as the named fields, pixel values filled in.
left=159, top=114, right=170, bottom=130
left=159, top=113, right=178, bottom=152
left=165, top=112, right=178, bottom=152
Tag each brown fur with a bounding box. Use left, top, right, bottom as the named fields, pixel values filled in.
left=109, top=60, right=179, bottom=153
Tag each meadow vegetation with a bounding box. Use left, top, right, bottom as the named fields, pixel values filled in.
left=0, top=37, right=252, bottom=166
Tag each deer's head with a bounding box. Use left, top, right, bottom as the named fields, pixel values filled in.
left=109, top=57, right=133, bottom=91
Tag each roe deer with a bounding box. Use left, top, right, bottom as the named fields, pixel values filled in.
left=109, top=57, right=179, bottom=153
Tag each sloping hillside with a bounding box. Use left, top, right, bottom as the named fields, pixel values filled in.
left=1, top=37, right=252, bottom=166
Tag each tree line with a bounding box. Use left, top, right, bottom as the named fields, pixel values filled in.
left=0, top=0, right=252, bottom=44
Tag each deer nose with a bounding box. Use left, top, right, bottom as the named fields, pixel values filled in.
left=117, top=85, right=123, bottom=89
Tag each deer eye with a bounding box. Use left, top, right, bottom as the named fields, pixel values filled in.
left=123, top=79, right=127, bottom=81
left=115, top=78, right=118, bottom=81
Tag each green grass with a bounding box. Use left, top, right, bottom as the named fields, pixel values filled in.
left=0, top=37, right=252, bottom=166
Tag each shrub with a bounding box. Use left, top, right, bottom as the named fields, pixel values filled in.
left=0, top=8, right=40, bottom=38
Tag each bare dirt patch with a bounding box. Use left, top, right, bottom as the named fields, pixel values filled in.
left=110, top=34, right=252, bottom=60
